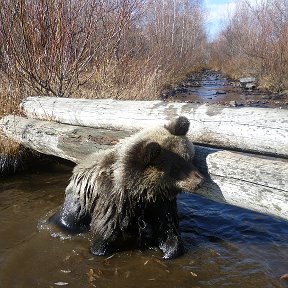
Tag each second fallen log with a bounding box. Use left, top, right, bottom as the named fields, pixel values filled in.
left=21, top=97, right=288, bottom=157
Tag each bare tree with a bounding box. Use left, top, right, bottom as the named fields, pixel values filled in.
left=0, top=0, right=140, bottom=96
left=209, top=0, right=288, bottom=91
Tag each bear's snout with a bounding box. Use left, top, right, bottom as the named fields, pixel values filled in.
left=176, top=169, right=204, bottom=193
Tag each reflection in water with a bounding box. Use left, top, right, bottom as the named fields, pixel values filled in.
left=0, top=166, right=287, bottom=288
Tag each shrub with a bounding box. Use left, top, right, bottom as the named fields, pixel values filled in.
left=208, top=0, right=288, bottom=91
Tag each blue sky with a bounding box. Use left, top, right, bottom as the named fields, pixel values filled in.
left=205, top=0, right=259, bottom=40
left=204, top=0, right=237, bottom=40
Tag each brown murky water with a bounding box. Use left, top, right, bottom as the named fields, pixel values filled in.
left=0, top=164, right=287, bottom=288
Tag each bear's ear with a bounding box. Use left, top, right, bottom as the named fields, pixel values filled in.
left=143, top=142, right=161, bottom=165
left=164, top=116, right=190, bottom=136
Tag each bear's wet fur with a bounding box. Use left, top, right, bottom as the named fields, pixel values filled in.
left=50, top=116, right=204, bottom=259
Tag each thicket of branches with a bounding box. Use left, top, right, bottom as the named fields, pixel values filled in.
left=209, top=0, right=288, bottom=91
left=0, top=0, right=143, bottom=97
left=0, top=0, right=206, bottom=101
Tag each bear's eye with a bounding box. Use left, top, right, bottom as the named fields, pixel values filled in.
left=170, top=157, right=194, bottom=179
left=143, top=142, right=161, bottom=166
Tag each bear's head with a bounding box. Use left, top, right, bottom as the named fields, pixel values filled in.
left=115, top=116, right=204, bottom=202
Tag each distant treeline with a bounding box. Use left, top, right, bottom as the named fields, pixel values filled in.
left=209, top=0, right=288, bottom=91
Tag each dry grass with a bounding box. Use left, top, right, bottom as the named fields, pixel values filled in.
left=0, top=75, right=23, bottom=159
left=0, top=0, right=206, bottom=100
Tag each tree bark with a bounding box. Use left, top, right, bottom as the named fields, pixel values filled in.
left=21, top=97, right=288, bottom=157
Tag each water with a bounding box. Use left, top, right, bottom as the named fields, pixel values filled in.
left=168, top=71, right=288, bottom=108
left=0, top=165, right=287, bottom=288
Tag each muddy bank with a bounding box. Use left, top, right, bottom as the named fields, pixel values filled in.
left=0, top=149, right=73, bottom=178
left=162, top=70, right=288, bottom=109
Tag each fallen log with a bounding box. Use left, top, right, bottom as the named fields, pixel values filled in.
left=1, top=115, right=287, bottom=221
left=0, top=115, right=131, bottom=163
left=22, top=97, right=288, bottom=157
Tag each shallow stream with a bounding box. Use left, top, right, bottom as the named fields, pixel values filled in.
left=0, top=165, right=287, bottom=288
left=166, top=71, right=288, bottom=108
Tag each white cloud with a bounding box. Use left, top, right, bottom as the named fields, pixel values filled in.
left=205, top=1, right=236, bottom=23
left=205, top=0, right=260, bottom=40
left=205, top=0, right=236, bottom=40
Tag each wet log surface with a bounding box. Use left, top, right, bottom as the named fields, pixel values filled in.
left=22, top=96, right=288, bottom=157
left=1, top=115, right=287, bottom=221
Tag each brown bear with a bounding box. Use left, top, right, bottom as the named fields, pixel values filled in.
left=50, top=116, right=204, bottom=259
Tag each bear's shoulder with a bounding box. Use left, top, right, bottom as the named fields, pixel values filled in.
left=73, top=149, right=115, bottom=174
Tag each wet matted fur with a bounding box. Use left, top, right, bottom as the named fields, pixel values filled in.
left=50, top=116, right=204, bottom=259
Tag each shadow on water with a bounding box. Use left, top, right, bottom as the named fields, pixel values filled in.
left=0, top=164, right=288, bottom=288
left=181, top=144, right=288, bottom=287
left=190, top=145, right=288, bottom=245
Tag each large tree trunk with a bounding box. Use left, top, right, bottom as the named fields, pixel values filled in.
left=0, top=115, right=131, bottom=163
left=1, top=115, right=287, bottom=221
left=21, top=97, right=288, bottom=157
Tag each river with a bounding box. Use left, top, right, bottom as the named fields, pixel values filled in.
left=0, top=164, right=287, bottom=288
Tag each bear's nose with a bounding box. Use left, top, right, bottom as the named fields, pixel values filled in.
left=175, top=169, right=204, bottom=193
left=194, top=171, right=205, bottom=186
